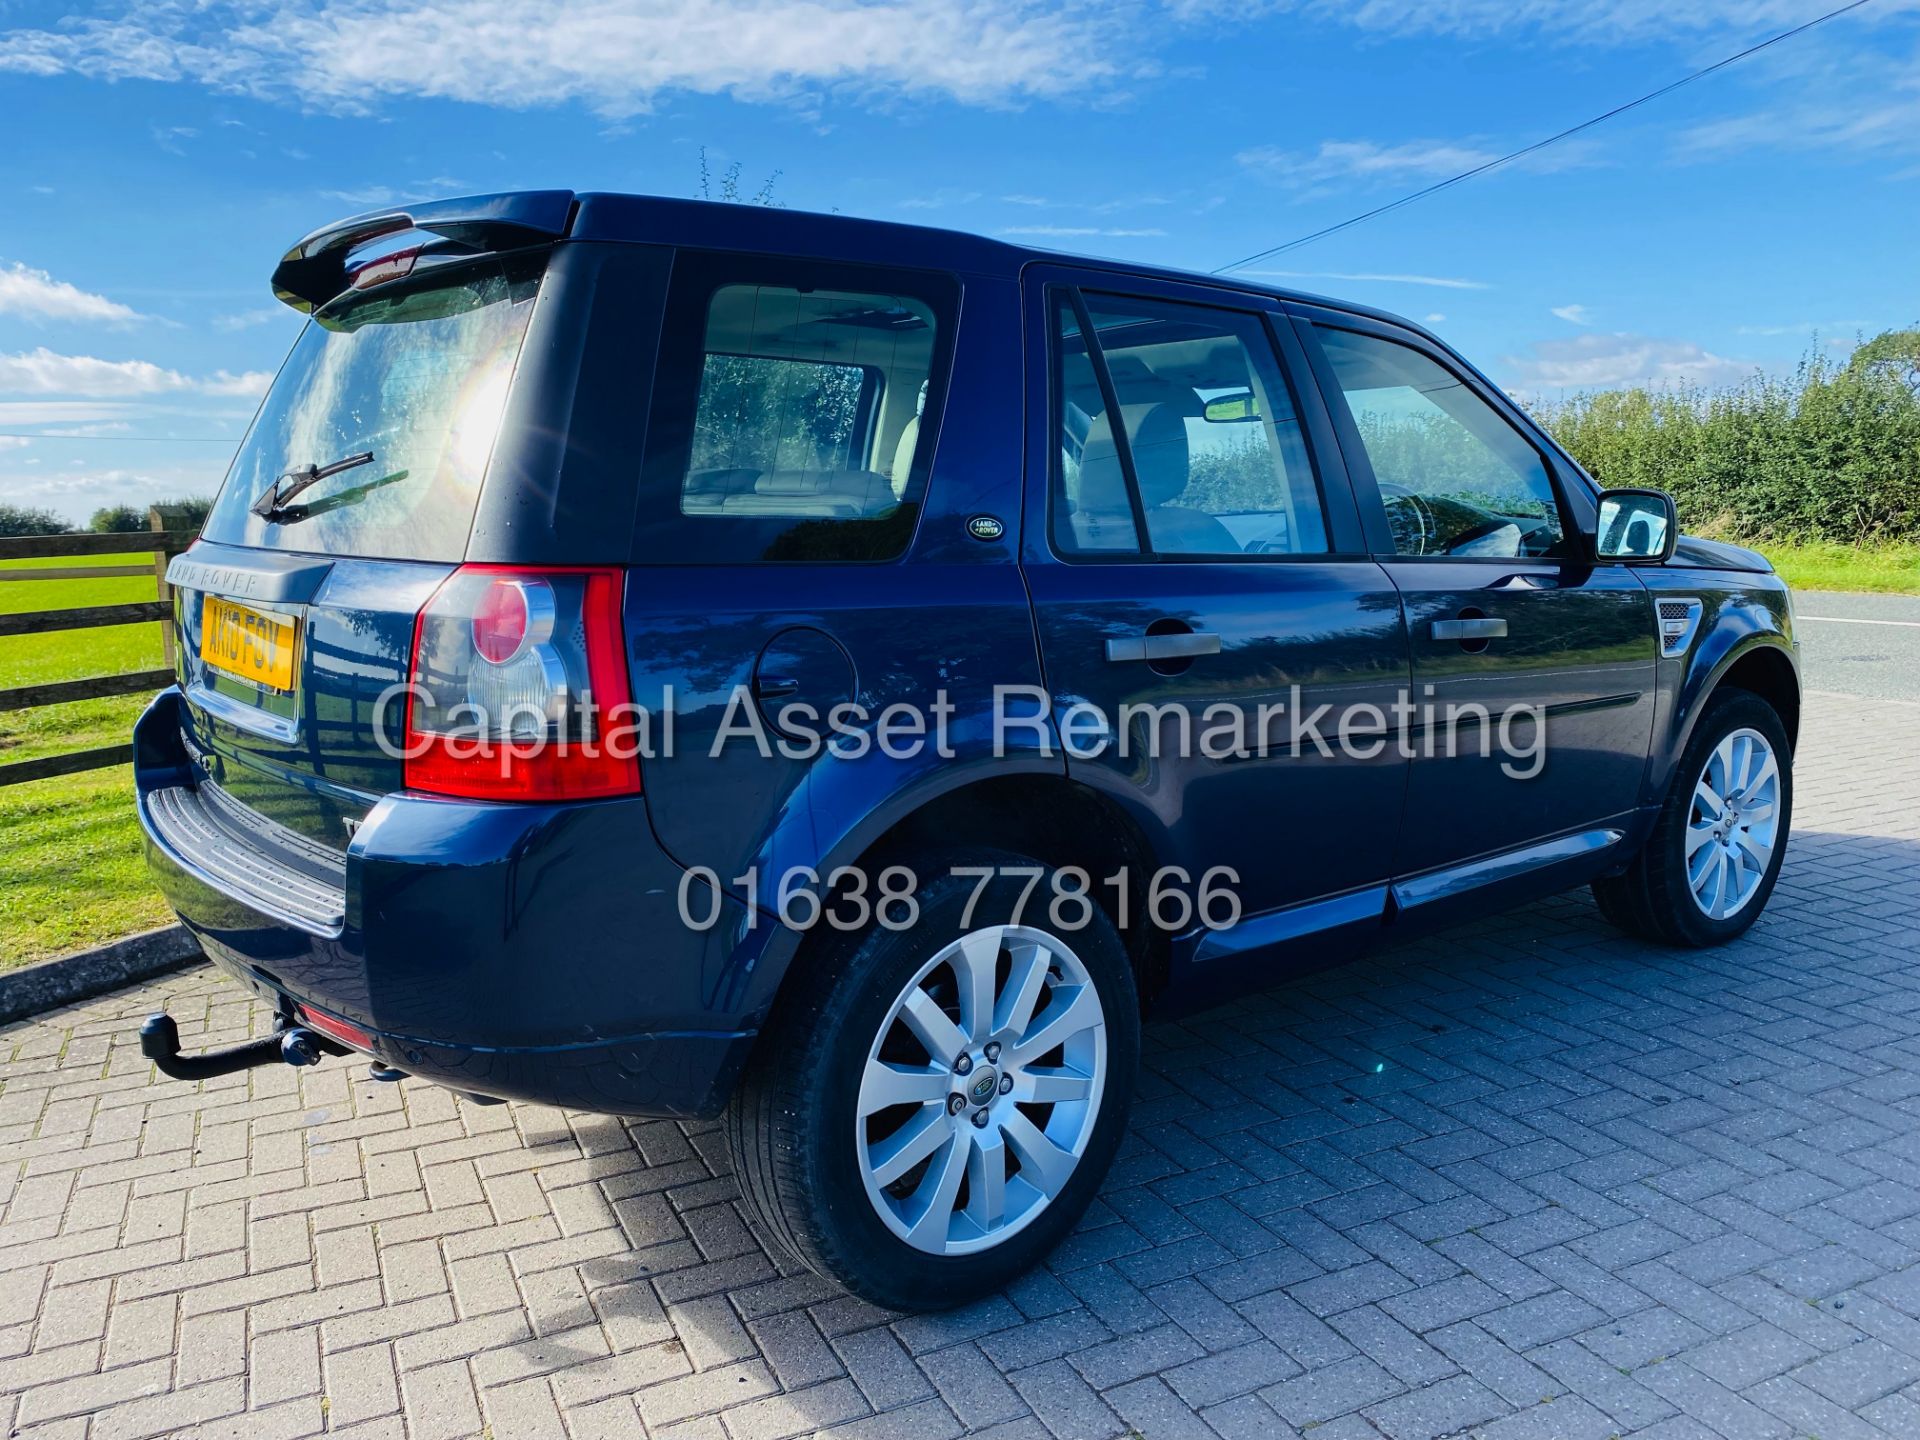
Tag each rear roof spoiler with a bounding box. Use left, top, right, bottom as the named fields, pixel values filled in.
left=270, top=190, right=577, bottom=313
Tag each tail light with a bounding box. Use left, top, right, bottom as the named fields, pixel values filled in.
left=404, top=565, right=641, bottom=801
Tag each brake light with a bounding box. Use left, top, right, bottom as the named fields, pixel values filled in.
left=349, top=245, right=421, bottom=289
left=404, top=565, right=641, bottom=801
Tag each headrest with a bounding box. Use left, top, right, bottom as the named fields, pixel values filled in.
left=1123, top=403, right=1191, bottom=508
left=890, top=415, right=920, bottom=499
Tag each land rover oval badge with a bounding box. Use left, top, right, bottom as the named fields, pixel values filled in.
left=967, top=514, right=1005, bottom=542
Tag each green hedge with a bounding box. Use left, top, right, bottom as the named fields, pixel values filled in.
left=1529, top=333, right=1920, bottom=546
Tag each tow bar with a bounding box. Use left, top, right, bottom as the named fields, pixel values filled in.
left=139, top=1011, right=347, bottom=1081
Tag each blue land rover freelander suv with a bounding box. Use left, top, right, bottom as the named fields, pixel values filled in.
left=135, top=190, right=1801, bottom=1308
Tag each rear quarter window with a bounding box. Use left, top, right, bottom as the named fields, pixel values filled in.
left=635, top=255, right=959, bottom=564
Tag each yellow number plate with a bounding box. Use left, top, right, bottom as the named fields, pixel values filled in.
left=200, top=597, right=299, bottom=692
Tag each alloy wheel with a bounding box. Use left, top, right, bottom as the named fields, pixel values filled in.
left=1686, top=725, right=1782, bottom=920
left=855, top=925, right=1108, bottom=1256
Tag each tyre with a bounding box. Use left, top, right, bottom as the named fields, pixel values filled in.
left=725, top=849, right=1140, bottom=1310
left=1594, top=687, right=1793, bottom=947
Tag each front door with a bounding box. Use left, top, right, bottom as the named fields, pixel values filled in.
left=1022, top=270, right=1411, bottom=943
left=1295, top=308, right=1657, bottom=881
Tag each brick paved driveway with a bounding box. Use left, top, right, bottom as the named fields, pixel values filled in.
left=4, top=690, right=1918, bottom=1440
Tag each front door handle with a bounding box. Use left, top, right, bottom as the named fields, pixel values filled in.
left=1106, top=631, right=1222, bottom=664
left=1431, top=617, right=1508, bottom=642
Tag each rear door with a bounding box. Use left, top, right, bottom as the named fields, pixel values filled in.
left=1292, top=306, right=1656, bottom=882
left=617, top=250, right=1045, bottom=903
left=1022, top=267, right=1411, bottom=953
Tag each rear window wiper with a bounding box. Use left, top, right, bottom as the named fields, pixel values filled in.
left=251, top=451, right=375, bottom=520
left=266, top=468, right=410, bottom=525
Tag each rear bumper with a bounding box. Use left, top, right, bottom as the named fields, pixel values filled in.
left=135, top=689, right=764, bottom=1118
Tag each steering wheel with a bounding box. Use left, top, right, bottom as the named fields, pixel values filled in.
left=1377, top=482, right=1436, bottom=555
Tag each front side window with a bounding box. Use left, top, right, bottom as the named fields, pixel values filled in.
left=1316, top=326, right=1566, bottom=559
left=641, top=264, right=955, bottom=563
left=1052, top=290, right=1328, bottom=559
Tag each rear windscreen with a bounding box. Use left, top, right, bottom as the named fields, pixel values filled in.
left=200, top=254, right=542, bottom=562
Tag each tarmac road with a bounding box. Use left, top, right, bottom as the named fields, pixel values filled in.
left=1794, top=588, right=1920, bottom=703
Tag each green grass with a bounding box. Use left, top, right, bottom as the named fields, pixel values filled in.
left=0, top=767, right=170, bottom=965
left=0, top=551, right=174, bottom=968
left=1748, top=540, right=1920, bottom=595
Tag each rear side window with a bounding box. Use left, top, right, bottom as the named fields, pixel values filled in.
left=201, top=254, right=541, bottom=562
left=638, top=258, right=958, bottom=563
left=1051, top=289, right=1329, bottom=559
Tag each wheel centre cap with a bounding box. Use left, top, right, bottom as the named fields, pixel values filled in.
left=968, top=1067, right=1000, bottom=1107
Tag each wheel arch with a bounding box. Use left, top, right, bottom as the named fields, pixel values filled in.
left=734, top=773, right=1175, bottom=1046
left=1654, top=632, right=1801, bottom=800
left=1714, top=643, right=1801, bottom=750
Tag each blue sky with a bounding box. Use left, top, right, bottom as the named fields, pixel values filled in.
left=0, top=0, right=1914, bottom=523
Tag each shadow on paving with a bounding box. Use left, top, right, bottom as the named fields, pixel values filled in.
left=1, top=828, right=1917, bottom=1439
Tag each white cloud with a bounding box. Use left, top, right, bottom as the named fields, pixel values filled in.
left=0, top=401, right=140, bottom=424
left=0, top=349, right=193, bottom=396
left=40, top=422, right=133, bottom=437
left=201, top=370, right=273, bottom=398
left=1243, top=269, right=1490, bottom=290
left=1173, top=1, right=1917, bottom=44
left=150, top=123, right=198, bottom=155
left=0, top=261, right=142, bottom=325
left=0, top=0, right=1123, bottom=116
left=1551, top=303, right=1593, bottom=325
left=0, top=461, right=229, bottom=526
left=0, top=436, right=29, bottom=450
left=897, top=189, right=983, bottom=210
left=1678, top=94, right=1920, bottom=164
left=1425, top=312, right=1446, bottom=324
left=1667, top=18, right=1920, bottom=166
left=0, top=348, right=271, bottom=399
left=1000, top=193, right=1050, bottom=206
left=998, top=225, right=1168, bottom=238
left=1238, top=139, right=1500, bottom=188
left=213, top=307, right=292, bottom=333
left=1236, top=135, right=1605, bottom=195
left=320, top=177, right=465, bottom=208
left=1503, top=332, right=1757, bottom=393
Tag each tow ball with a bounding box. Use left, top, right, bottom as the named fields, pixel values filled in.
left=138, top=1011, right=346, bottom=1081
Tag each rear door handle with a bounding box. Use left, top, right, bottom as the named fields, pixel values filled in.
left=1431, top=618, right=1508, bottom=641
left=1105, top=632, right=1222, bottom=664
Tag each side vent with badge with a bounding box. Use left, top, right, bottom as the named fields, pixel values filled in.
left=1658, top=597, right=1704, bottom=657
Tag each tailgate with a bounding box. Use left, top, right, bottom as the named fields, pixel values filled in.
left=164, top=543, right=452, bottom=849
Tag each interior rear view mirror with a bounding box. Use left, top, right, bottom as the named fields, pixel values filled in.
left=1595, top=488, right=1677, bottom=563
left=1202, top=390, right=1260, bottom=423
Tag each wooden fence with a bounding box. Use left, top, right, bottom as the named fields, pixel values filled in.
left=0, top=506, right=196, bottom=787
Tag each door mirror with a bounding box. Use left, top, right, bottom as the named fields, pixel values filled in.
left=1201, top=389, right=1261, bottom=423
left=1594, top=488, right=1677, bottom=563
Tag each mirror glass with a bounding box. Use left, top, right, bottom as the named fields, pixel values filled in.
left=1596, top=490, right=1673, bottom=560
left=1201, top=389, right=1260, bottom=423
